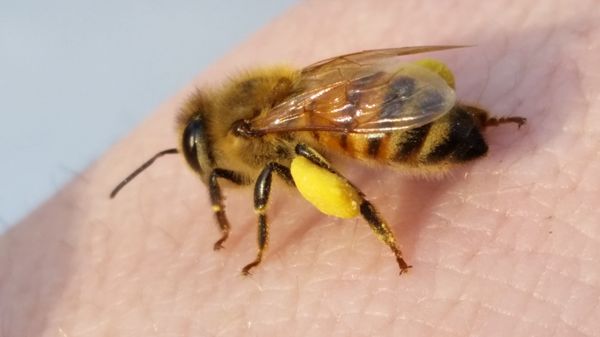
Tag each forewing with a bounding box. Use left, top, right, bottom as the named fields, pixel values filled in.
left=301, top=45, right=466, bottom=77
left=250, top=61, right=456, bottom=134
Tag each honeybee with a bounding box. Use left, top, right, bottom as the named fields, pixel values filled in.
left=110, top=46, right=526, bottom=276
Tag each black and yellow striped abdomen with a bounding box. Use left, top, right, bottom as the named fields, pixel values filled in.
left=309, top=104, right=489, bottom=171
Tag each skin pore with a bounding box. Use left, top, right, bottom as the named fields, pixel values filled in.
left=2, top=0, right=600, bottom=336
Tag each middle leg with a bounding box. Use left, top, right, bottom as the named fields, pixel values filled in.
left=241, top=162, right=293, bottom=275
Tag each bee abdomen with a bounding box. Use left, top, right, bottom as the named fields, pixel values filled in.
left=420, top=108, right=488, bottom=164
left=310, top=131, right=391, bottom=161
left=390, top=124, right=432, bottom=162
left=310, top=107, right=488, bottom=166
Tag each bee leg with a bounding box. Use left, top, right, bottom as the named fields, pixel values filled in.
left=484, top=116, right=527, bottom=128
left=242, top=163, right=293, bottom=276
left=359, top=200, right=412, bottom=274
left=295, top=144, right=412, bottom=275
left=208, top=169, right=248, bottom=250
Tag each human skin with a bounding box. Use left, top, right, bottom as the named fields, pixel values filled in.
left=1, top=0, right=600, bottom=336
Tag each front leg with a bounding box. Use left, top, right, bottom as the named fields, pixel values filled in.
left=241, top=163, right=293, bottom=276
left=208, top=169, right=248, bottom=250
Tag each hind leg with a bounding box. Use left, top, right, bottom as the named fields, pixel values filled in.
left=294, top=144, right=412, bottom=275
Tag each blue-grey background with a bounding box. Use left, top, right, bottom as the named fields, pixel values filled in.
left=0, top=1, right=296, bottom=232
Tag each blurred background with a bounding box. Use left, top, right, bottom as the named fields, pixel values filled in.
left=0, top=0, right=297, bottom=232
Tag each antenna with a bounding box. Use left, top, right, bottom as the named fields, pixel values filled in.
left=109, top=148, right=179, bottom=198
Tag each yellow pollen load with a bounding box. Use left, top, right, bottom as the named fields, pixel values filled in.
left=290, top=156, right=361, bottom=219
left=412, top=58, right=456, bottom=88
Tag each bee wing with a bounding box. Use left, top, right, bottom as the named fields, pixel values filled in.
left=301, top=45, right=466, bottom=76
left=250, top=56, right=457, bottom=134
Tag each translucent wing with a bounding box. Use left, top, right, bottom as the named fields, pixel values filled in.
left=249, top=47, right=460, bottom=134
left=301, top=45, right=466, bottom=76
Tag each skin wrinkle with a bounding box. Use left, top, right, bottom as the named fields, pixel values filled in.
left=453, top=266, right=547, bottom=331
left=513, top=268, right=570, bottom=330
left=582, top=301, right=600, bottom=332
left=448, top=302, right=509, bottom=336
left=479, top=263, right=549, bottom=314
left=558, top=306, right=592, bottom=337
left=483, top=292, right=545, bottom=334
left=423, top=299, right=467, bottom=336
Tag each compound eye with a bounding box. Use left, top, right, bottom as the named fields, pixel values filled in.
left=182, top=118, right=205, bottom=173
